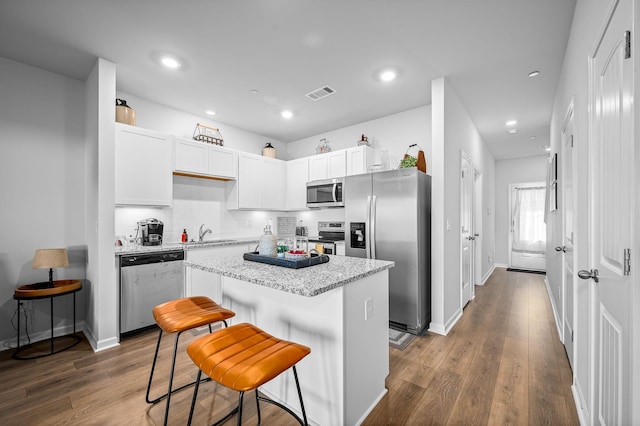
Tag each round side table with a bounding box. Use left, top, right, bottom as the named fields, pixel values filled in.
left=13, top=279, right=82, bottom=360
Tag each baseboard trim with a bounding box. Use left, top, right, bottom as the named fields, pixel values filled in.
left=481, top=264, right=496, bottom=285
left=0, top=321, right=85, bottom=353
left=572, top=384, right=590, bottom=425
left=83, top=323, right=119, bottom=352
left=544, top=276, right=563, bottom=341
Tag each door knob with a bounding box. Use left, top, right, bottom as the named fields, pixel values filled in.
left=467, top=236, right=475, bottom=240
left=578, top=268, right=599, bottom=283
left=555, top=246, right=566, bottom=253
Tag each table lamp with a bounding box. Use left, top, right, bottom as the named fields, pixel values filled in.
left=32, top=248, right=69, bottom=288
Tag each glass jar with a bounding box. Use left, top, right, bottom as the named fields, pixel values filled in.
left=258, top=225, right=277, bottom=257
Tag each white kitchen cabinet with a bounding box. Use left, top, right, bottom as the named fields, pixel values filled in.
left=115, top=123, right=173, bottom=206
left=228, top=152, right=285, bottom=210
left=308, top=150, right=346, bottom=181
left=285, top=157, right=309, bottom=210
left=308, top=154, right=328, bottom=181
left=327, top=150, right=346, bottom=178
left=346, top=146, right=374, bottom=176
left=174, top=137, right=237, bottom=180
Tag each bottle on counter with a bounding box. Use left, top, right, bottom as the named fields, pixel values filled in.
left=181, top=229, right=188, bottom=243
left=258, top=223, right=278, bottom=257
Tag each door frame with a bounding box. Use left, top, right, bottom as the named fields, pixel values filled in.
left=460, top=150, right=475, bottom=308
left=560, top=98, right=576, bottom=370
left=507, top=181, right=547, bottom=270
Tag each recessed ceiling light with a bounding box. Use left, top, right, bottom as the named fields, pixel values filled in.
left=160, top=56, right=181, bottom=69
left=528, top=70, right=540, bottom=77
left=250, top=89, right=259, bottom=95
left=530, top=136, right=537, bottom=140
left=379, top=70, right=397, bottom=82
left=205, top=110, right=216, bottom=116
left=281, top=110, right=293, bottom=119
left=508, top=128, right=518, bottom=134
left=505, top=120, right=517, bottom=126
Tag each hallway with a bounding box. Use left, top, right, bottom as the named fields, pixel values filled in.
left=365, top=267, right=579, bottom=425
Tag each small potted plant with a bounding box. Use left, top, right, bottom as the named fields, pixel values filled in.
left=277, top=245, right=288, bottom=258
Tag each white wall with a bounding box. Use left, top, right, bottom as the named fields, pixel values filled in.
left=431, top=77, right=496, bottom=335
left=287, top=105, right=432, bottom=172
left=0, top=57, right=86, bottom=348
left=494, top=155, right=548, bottom=266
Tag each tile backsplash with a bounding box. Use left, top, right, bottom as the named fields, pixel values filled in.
left=114, top=176, right=344, bottom=244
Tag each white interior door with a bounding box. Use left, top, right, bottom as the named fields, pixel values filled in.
left=560, top=103, right=575, bottom=371
left=460, top=154, right=473, bottom=307
left=583, top=2, right=633, bottom=423
left=509, top=183, right=547, bottom=271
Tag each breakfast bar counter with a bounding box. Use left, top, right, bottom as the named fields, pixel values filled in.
left=185, top=255, right=394, bottom=426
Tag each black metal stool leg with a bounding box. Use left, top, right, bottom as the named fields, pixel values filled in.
left=255, top=389, right=262, bottom=424
left=187, top=370, right=203, bottom=426
left=145, top=329, right=164, bottom=404
left=293, top=366, right=308, bottom=425
left=237, top=391, right=244, bottom=426
left=162, top=330, right=183, bottom=426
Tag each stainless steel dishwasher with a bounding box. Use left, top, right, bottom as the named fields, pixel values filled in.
left=119, top=250, right=185, bottom=335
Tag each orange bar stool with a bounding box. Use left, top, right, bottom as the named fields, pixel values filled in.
left=146, top=296, right=235, bottom=426
left=187, top=322, right=311, bottom=425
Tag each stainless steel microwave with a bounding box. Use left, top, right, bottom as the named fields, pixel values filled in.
left=306, top=178, right=344, bottom=208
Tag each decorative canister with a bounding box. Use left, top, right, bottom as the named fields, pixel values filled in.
left=258, top=224, right=278, bottom=257
left=262, top=142, right=276, bottom=158
left=115, top=98, right=136, bottom=125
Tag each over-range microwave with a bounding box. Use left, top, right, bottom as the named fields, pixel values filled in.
left=306, top=178, right=344, bottom=209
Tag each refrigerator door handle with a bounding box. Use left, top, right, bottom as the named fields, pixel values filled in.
left=366, top=195, right=372, bottom=259
left=371, top=195, right=377, bottom=259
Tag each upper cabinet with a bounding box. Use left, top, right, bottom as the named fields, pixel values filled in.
left=308, top=150, right=346, bottom=181
left=227, top=152, right=285, bottom=210
left=174, top=138, right=237, bottom=180
left=345, top=146, right=374, bottom=176
left=115, top=124, right=173, bottom=206
left=285, top=157, right=309, bottom=211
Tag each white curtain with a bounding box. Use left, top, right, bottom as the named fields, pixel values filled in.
left=512, top=187, right=546, bottom=253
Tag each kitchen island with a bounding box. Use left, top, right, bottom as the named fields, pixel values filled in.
left=186, top=255, right=394, bottom=426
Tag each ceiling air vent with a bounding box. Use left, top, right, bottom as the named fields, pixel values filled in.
left=305, top=85, right=337, bottom=101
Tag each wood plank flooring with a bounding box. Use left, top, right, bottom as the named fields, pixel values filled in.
left=0, top=268, right=578, bottom=425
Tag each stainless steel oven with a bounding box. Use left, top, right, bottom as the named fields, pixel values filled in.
left=306, top=178, right=344, bottom=209
left=309, top=222, right=345, bottom=255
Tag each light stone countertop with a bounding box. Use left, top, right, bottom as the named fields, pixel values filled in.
left=115, top=238, right=259, bottom=256
left=186, top=255, right=395, bottom=297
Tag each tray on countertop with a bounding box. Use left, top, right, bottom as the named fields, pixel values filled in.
left=243, top=252, right=330, bottom=269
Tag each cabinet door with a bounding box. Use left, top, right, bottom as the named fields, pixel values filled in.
left=209, top=145, right=237, bottom=179
left=308, top=155, right=328, bottom=181
left=115, top=124, right=172, bottom=206
left=286, top=158, right=309, bottom=210
left=327, top=150, right=346, bottom=178
left=261, top=157, right=285, bottom=210
left=346, top=146, right=374, bottom=176
left=237, top=153, right=263, bottom=209
left=174, top=138, right=208, bottom=174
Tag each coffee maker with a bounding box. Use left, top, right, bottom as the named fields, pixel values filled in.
left=138, top=218, right=164, bottom=246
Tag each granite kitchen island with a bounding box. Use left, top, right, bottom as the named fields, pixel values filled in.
left=186, top=255, right=394, bottom=426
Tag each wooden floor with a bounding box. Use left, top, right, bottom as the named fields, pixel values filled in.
left=0, top=268, right=579, bottom=425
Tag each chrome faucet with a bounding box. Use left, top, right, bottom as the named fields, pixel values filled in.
left=199, top=224, right=212, bottom=242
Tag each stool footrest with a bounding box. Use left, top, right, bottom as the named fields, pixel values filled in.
left=146, top=376, right=211, bottom=405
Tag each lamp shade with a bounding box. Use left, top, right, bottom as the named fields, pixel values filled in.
left=32, top=248, right=69, bottom=269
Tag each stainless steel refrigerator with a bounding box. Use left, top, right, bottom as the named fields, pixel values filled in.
left=345, top=168, right=431, bottom=335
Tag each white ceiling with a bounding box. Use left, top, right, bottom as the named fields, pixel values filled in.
left=0, top=0, right=576, bottom=160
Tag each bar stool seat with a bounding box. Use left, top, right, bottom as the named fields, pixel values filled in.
left=187, top=322, right=311, bottom=425
left=146, top=296, right=235, bottom=426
